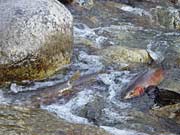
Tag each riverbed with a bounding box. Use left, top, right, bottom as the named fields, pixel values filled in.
left=0, top=0, right=180, bottom=135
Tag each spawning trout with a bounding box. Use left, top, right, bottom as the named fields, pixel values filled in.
left=7, top=71, right=102, bottom=107
left=124, top=67, right=165, bottom=99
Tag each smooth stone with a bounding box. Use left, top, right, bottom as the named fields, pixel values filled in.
left=99, top=46, right=152, bottom=64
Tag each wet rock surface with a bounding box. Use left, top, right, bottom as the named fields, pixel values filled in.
left=0, top=105, right=110, bottom=135
left=150, top=103, right=180, bottom=125
left=100, top=46, right=151, bottom=64
left=1, top=0, right=180, bottom=135
left=0, top=0, right=73, bottom=83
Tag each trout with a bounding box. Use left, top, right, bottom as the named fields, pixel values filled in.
left=8, top=71, right=102, bottom=107
left=124, top=67, right=165, bottom=99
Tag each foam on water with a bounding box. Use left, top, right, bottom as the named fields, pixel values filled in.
left=74, top=23, right=108, bottom=48
left=164, top=32, right=180, bottom=36
left=41, top=71, right=134, bottom=126
left=74, top=23, right=96, bottom=38
left=73, top=51, right=104, bottom=75
left=95, top=36, right=108, bottom=46
left=120, top=5, right=151, bottom=17
left=98, top=71, right=134, bottom=99
left=95, top=24, right=143, bottom=33
left=102, top=108, right=133, bottom=123
left=42, top=89, right=95, bottom=124
left=101, top=126, right=150, bottom=135
left=0, top=90, right=11, bottom=104
left=74, top=23, right=148, bottom=49
left=97, top=71, right=135, bottom=109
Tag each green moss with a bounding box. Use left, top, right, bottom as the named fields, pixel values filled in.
left=0, top=33, right=73, bottom=84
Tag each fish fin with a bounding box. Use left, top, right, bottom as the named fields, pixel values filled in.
left=69, top=70, right=81, bottom=84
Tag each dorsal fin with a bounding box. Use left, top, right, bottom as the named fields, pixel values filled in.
left=69, top=70, right=81, bottom=84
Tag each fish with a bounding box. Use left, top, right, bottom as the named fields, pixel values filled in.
left=124, top=67, right=165, bottom=99
left=7, top=70, right=103, bottom=107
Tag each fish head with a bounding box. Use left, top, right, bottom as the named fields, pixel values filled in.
left=124, top=86, right=144, bottom=99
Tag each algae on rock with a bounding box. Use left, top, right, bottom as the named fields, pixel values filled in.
left=99, top=46, right=152, bottom=65
left=0, top=0, right=73, bottom=84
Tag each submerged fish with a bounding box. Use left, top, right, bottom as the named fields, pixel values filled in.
left=7, top=71, right=102, bottom=107
left=124, top=67, right=165, bottom=99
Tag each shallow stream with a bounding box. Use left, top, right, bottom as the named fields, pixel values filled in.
left=1, top=1, right=180, bottom=135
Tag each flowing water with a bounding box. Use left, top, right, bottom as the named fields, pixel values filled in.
left=1, top=1, right=180, bottom=135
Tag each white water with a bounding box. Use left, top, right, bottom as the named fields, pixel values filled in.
left=41, top=71, right=141, bottom=135
left=101, top=126, right=149, bottom=135
left=42, top=89, right=94, bottom=124
left=120, top=5, right=151, bottom=17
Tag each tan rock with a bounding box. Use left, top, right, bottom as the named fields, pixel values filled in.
left=100, top=46, right=152, bottom=64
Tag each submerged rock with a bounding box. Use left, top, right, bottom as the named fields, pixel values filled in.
left=74, top=0, right=94, bottom=9
left=150, top=103, right=180, bottom=125
left=0, top=0, right=73, bottom=83
left=76, top=96, right=106, bottom=125
left=160, top=68, right=180, bottom=94
left=0, top=105, right=110, bottom=135
left=100, top=46, right=152, bottom=64
left=151, top=6, right=180, bottom=30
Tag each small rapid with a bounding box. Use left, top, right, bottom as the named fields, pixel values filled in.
left=1, top=0, right=180, bottom=135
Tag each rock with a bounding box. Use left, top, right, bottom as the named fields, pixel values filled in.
left=58, top=0, right=74, bottom=4
left=0, top=105, right=110, bottom=135
left=160, top=79, right=180, bottom=94
left=76, top=96, right=106, bottom=125
left=99, top=46, right=152, bottom=64
left=151, top=6, right=180, bottom=30
left=145, top=86, right=180, bottom=107
left=0, top=0, right=73, bottom=83
left=159, top=68, right=180, bottom=94
left=74, top=0, right=94, bottom=9
left=150, top=103, right=180, bottom=125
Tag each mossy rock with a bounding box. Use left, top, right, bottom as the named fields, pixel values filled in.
left=0, top=0, right=73, bottom=84
left=99, top=46, right=152, bottom=64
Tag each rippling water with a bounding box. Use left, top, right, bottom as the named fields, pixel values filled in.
left=1, top=0, right=180, bottom=135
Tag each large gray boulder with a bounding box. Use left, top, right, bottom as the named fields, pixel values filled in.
left=0, top=0, right=73, bottom=83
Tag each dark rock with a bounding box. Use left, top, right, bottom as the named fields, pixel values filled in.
left=76, top=96, right=105, bottom=125
left=58, top=0, right=74, bottom=4
left=145, top=86, right=180, bottom=107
